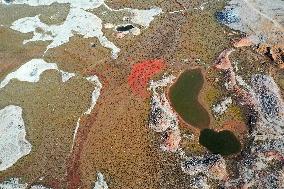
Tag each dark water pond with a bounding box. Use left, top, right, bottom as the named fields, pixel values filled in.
left=169, top=69, right=210, bottom=129
left=199, top=129, right=241, bottom=156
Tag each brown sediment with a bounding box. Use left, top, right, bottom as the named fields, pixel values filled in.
left=173, top=0, right=187, bottom=11
left=0, top=0, right=237, bottom=187
left=45, top=36, right=112, bottom=74
left=66, top=70, right=111, bottom=189
left=176, top=7, right=231, bottom=64
left=42, top=13, right=185, bottom=187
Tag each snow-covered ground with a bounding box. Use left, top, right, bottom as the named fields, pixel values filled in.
left=0, top=105, right=32, bottom=171
left=1, top=0, right=162, bottom=59
left=0, top=59, right=75, bottom=89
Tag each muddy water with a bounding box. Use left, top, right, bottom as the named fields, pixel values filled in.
left=169, top=69, right=210, bottom=129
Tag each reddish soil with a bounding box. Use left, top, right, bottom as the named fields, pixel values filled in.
left=128, top=59, right=165, bottom=98
left=221, top=120, right=248, bottom=138
left=214, top=49, right=235, bottom=70
left=67, top=115, right=97, bottom=189
left=233, top=37, right=254, bottom=48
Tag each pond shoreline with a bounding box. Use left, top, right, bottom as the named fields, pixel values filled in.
left=166, top=66, right=213, bottom=130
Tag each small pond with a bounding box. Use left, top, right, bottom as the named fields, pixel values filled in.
left=199, top=129, right=241, bottom=156
left=169, top=69, right=210, bottom=129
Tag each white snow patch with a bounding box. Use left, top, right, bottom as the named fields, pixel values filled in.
left=0, top=59, right=75, bottom=89
left=60, top=71, right=75, bottom=82
left=72, top=75, right=102, bottom=147
left=0, top=59, right=57, bottom=89
left=30, top=185, right=51, bottom=189
left=7, top=1, right=162, bottom=58
left=128, top=7, right=162, bottom=27
left=10, top=9, right=120, bottom=58
left=0, top=178, right=52, bottom=189
left=85, top=76, right=103, bottom=115
left=0, top=178, right=27, bottom=189
left=104, top=4, right=162, bottom=28
left=93, top=172, right=108, bottom=189
left=212, top=97, right=232, bottom=115
left=0, top=105, right=32, bottom=171
left=1, top=0, right=105, bottom=9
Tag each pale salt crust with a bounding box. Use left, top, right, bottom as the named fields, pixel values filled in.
left=212, top=97, right=232, bottom=115
left=93, top=172, right=109, bottom=189
left=0, top=105, right=32, bottom=171
left=0, top=59, right=75, bottom=89
left=4, top=0, right=162, bottom=58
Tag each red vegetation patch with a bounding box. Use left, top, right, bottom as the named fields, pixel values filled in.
left=128, top=59, right=165, bottom=97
